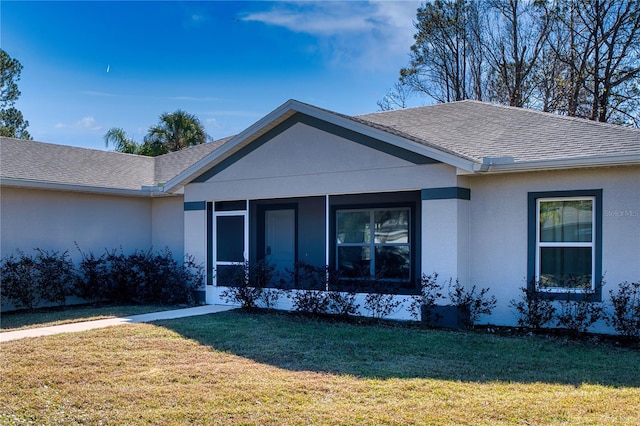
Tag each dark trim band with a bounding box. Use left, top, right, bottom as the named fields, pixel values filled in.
left=184, top=201, right=206, bottom=211
left=421, top=187, right=471, bottom=201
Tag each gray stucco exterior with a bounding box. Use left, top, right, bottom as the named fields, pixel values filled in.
left=2, top=99, right=639, bottom=332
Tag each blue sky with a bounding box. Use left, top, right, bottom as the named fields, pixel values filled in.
left=2, top=1, right=423, bottom=150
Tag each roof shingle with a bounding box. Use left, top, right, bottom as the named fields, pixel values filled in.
left=2, top=100, right=638, bottom=194
left=357, top=100, right=640, bottom=163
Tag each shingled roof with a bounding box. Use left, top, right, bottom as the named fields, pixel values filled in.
left=356, top=100, right=640, bottom=165
left=0, top=136, right=231, bottom=195
left=2, top=100, right=639, bottom=195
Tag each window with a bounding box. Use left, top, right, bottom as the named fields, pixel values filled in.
left=529, top=190, right=602, bottom=298
left=336, top=208, right=410, bottom=281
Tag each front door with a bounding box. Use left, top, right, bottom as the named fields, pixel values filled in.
left=265, top=209, right=296, bottom=277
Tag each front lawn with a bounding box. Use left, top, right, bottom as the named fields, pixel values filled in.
left=0, top=304, right=177, bottom=332
left=1, top=310, right=639, bottom=425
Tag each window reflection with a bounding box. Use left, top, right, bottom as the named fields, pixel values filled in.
left=336, top=208, right=410, bottom=282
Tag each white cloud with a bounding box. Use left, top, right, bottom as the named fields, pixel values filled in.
left=242, top=3, right=373, bottom=35
left=240, top=1, right=420, bottom=71
left=77, top=116, right=101, bottom=130
left=55, top=116, right=102, bottom=131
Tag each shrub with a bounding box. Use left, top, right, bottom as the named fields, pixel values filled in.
left=3, top=246, right=202, bottom=310
left=74, top=246, right=202, bottom=306
left=448, top=279, right=497, bottom=328
left=609, top=281, right=640, bottom=340
left=509, top=281, right=556, bottom=330
left=327, top=290, right=360, bottom=317
left=363, top=278, right=407, bottom=320
left=287, top=262, right=327, bottom=290
left=172, top=253, right=204, bottom=305
left=290, top=289, right=331, bottom=314
left=146, top=250, right=203, bottom=305
left=259, top=287, right=283, bottom=310
left=33, top=249, right=74, bottom=307
left=1, top=250, right=39, bottom=310
left=1, top=249, right=74, bottom=310
left=101, top=249, right=144, bottom=303
left=219, top=260, right=277, bottom=309
left=74, top=247, right=109, bottom=304
left=364, top=292, right=405, bottom=320
left=286, top=265, right=359, bottom=316
left=408, top=272, right=443, bottom=321
left=556, top=294, right=606, bottom=336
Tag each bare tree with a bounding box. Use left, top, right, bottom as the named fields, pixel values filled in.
left=386, top=0, right=640, bottom=126
left=400, top=0, right=484, bottom=103
left=548, top=0, right=640, bottom=125
left=483, top=0, right=553, bottom=107
left=377, top=82, right=412, bottom=111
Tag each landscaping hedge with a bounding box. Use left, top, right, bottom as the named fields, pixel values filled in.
left=1, top=247, right=203, bottom=311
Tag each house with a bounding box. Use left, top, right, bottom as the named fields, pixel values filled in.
left=2, top=99, right=639, bottom=331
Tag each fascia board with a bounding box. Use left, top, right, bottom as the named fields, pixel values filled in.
left=472, top=152, right=640, bottom=173
left=0, top=178, right=172, bottom=197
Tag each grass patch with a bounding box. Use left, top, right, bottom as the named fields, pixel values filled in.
left=1, top=309, right=639, bottom=425
left=0, top=304, right=176, bottom=331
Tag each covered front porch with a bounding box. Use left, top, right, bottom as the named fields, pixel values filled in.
left=185, top=187, right=470, bottom=308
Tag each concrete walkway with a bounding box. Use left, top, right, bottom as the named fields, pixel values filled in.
left=0, top=305, right=237, bottom=343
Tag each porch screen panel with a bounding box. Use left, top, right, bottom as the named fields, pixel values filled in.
left=216, top=215, right=245, bottom=286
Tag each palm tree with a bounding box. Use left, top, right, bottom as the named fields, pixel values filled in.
left=104, top=128, right=141, bottom=154
left=144, top=110, right=208, bottom=154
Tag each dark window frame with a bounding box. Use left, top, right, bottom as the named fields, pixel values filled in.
left=330, top=201, right=419, bottom=295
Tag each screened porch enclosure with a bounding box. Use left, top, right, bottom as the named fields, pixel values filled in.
left=209, top=191, right=422, bottom=294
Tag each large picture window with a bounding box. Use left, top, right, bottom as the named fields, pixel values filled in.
left=336, top=208, right=410, bottom=281
left=529, top=190, right=602, bottom=299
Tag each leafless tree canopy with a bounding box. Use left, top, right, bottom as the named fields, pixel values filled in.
left=383, top=0, right=640, bottom=127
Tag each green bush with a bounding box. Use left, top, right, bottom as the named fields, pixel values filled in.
left=0, top=249, right=74, bottom=310
left=74, top=247, right=109, bottom=304
left=286, top=264, right=359, bottom=317
left=219, top=260, right=278, bottom=309
left=2, top=246, right=202, bottom=310
left=408, top=272, right=443, bottom=322
left=609, top=281, right=640, bottom=340
left=33, top=249, right=74, bottom=306
left=509, top=281, right=556, bottom=330
left=1, top=250, right=39, bottom=310
left=556, top=296, right=606, bottom=336
left=448, top=279, right=497, bottom=328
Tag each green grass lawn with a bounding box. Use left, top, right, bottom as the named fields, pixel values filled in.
left=0, top=304, right=177, bottom=332
left=1, top=309, right=639, bottom=425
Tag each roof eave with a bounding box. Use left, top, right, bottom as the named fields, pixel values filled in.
left=0, top=178, right=174, bottom=197
left=472, top=153, right=640, bottom=173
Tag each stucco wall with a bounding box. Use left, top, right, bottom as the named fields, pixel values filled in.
left=0, top=187, right=153, bottom=261
left=184, top=122, right=458, bottom=202
left=468, top=166, right=640, bottom=330
left=151, top=196, right=185, bottom=259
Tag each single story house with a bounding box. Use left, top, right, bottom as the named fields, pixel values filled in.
left=2, top=100, right=639, bottom=332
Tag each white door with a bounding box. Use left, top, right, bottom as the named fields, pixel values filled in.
left=265, top=209, right=295, bottom=275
